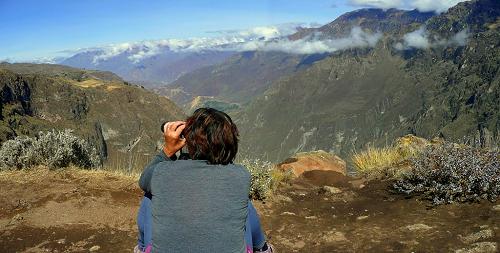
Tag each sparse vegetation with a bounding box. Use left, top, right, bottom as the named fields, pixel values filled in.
left=393, top=143, right=500, bottom=205
left=241, top=158, right=291, bottom=200
left=353, top=145, right=408, bottom=178
left=352, top=135, right=427, bottom=179
left=0, top=129, right=101, bottom=170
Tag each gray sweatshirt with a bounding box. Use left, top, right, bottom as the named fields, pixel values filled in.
left=139, top=151, right=250, bottom=253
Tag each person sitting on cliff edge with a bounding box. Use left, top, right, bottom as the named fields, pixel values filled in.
left=135, top=107, right=274, bottom=253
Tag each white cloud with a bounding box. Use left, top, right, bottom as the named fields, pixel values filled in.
left=449, top=29, right=469, bottom=46
left=231, top=27, right=382, bottom=54
left=349, top=0, right=470, bottom=13
left=396, top=26, right=469, bottom=50
left=403, top=27, right=430, bottom=49
left=86, top=24, right=310, bottom=64
left=68, top=25, right=382, bottom=63
left=349, top=0, right=402, bottom=9
left=410, top=0, right=470, bottom=13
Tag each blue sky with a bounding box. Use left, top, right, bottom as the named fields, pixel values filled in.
left=0, top=0, right=358, bottom=61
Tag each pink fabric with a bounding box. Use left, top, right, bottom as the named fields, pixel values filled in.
left=144, top=245, right=152, bottom=253
left=247, top=246, right=253, bottom=253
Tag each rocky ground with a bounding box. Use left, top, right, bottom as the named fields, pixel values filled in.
left=0, top=168, right=498, bottom=253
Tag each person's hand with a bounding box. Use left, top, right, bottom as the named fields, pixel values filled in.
left=162, top=121, right=186, bottom=157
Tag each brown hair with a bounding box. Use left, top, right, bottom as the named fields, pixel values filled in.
left=183, top=108, right=239, bottom=165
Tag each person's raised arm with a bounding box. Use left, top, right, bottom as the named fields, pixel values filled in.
left=139, top=121, right=186, bottom=193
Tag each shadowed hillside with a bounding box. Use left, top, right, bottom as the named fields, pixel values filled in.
left=0, top=63, right=185, bottom=169
left=158, top=8, right=435, bottom=110
left=237, top=0, right=499, bottom=162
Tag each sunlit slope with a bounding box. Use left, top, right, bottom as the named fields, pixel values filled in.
left=161, top=9, right=435, bottom=109
left=0, top=63, right=185, bottom=167
left=237, top=0, right=499, bottom=162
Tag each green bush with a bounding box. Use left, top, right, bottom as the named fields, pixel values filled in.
left=0, top=129, right=101, bottom=170
left=393, top=143, right=499, bottom=205
left=241, top=158, right=290, bottom=200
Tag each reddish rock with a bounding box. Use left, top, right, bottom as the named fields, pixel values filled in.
left=277, top=150, right=347, bottom=177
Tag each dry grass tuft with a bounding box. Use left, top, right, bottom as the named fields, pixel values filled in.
left=352, top=135, right=428, bottom=179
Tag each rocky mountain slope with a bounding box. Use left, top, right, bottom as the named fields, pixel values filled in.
left=159, top=9, right=435, bottom=109
left=236, top=0, right=499, bottom=162
left=157, top=51, right=330, bottom=108
left=290, top=8, right=434, bottom=39
left=0, top=63, right=185, bottom=168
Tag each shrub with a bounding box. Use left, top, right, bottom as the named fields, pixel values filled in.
left=393, top=143, right=499, bottom=205
left=240, top=158, right=290, bottom=200
left=0, top=129, right=101, bottom=170
left=352, top=135, right=427, bottom=179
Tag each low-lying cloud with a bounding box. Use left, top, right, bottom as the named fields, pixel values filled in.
left=395, top=26, right=469, bottom=50
left=231, top=27, right=382, bottom=54
left=349, top=0, right=470, bottom=13
left=350, top=0, right=403, bottom=10
left=83, top=23, right=311, bottom=63
left=71, top=24, right=382, bottom=64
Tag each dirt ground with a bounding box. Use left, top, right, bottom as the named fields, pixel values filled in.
left=0, top=168, right=498, bottom=253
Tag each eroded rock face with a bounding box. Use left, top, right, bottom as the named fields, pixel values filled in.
left=277, top=150, right=347, bottom=177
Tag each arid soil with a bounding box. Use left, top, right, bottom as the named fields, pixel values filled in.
left=0, top=169, right=498, bottom=253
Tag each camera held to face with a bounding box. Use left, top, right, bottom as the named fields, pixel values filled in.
left=161, top=121, right=189, bottom=159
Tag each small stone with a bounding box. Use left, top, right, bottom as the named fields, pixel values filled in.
left=322, top=231, right=347, bottom=243
left=9, top=214, right=24, bottom=224
left=275, top=195, right=293, bottom=203
left=281, top=211, right=296, bottom=216
left=294, top=240, right=306, bottom=249
left=405, top=224, right=433, bottom=231
left=89, top=245, right=100, bottom=252
left=492, top=205, right=500, bottom=211
left=460, top=229, right=494, bottom=244
left=323, top=186, right=342, bottom=194
left=356, top=215, right=369, bottom=220
left=305, top=216, right=317, bottom=219
left=455, top=242, right=497, bottom=253
left=57, top=238, right=66, bottom=244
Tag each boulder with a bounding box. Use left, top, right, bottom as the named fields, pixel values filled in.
left=277, top=150, right=347, bottom=177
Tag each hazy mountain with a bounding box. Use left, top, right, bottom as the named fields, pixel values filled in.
left=236, top=0, right=499, bottom=162
left=157, top=51, right=328, bottom=109
left=161, top=8, right=435, bottom=109
left=0, top=63, right=185, bottom=167
left=61, top=48, right=235, bottom=87
left=58, top=24, right=310, bottom=88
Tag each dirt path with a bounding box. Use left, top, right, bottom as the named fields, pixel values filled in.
left=0, top=169, right=498, bottom=252
left=256, top=170, right=499, bottom=253
left=0, top=168, right=141, bottom=252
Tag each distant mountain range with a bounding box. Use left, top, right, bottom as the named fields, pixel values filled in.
left=58, top=24, right=309, bottom=88
left=61, top=48, right=235, bottom=87
left=157, top=8, right=436, bottom=110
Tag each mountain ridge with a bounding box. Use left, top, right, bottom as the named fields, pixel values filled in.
left=236, top=0, right=499, bottom=162
left=0, top=63, right=185, bottom=168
